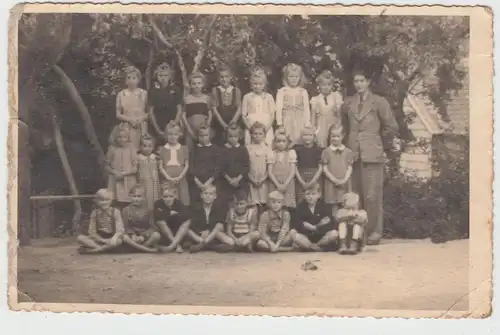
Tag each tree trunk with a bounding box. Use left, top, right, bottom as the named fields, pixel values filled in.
left=52, top=65, right=108, bottom=182
left=51, top=114, right=82, bottom=235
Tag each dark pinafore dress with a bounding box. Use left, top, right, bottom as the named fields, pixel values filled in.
left=184, top=95, right=211, bottom=151
left=213, top=86, right=239, bottom=145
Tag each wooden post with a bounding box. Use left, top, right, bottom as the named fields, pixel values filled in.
left=17, top=121, right=31, bottom=245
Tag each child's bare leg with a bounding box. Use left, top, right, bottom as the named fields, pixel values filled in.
left=317, top=230, right=339, bottom=248
left=122, top=235, right=157, bottom=253
left=278, top=232, right=295, bottom=252
left=144, top=232, right=161, bottom=247
left=338, top=222, right=348, bottom=254
left=204, top=223, right=225, bottom=244
left=256, top=239, right=271, bottom=251
left=350, top=224, right=364, bottom=253
left=187, top=230, right=204, bottom=244
left=156, top=221, right=175, bottom=244
left=239, top=231, right=260, bottom=247
left=290, top=229, right=318, bottom=251
left=170, top=221, right=190, bottom=248
left=86, top=235, right=123, bottom=254
left=214, top=230, right=236, bottom=246
left=77, top=235, right=101, bottom=249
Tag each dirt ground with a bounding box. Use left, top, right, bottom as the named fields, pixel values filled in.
left=17, top=238, right=469, bottom=311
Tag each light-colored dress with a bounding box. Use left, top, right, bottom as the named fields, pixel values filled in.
left=247, top=143, right=273, bottom=206
left=137, top=153, right=161, bottom=211
left=276, top=86, right=311, bottom=145
left=268, top=149, right=297, bottom=208
left=106, top=144, right=138, bottom=202
left=311, top=91, right=343, bottom=148
left=241, top=92, right=275, bottom=147
left=116, top=88, right=148, bottom=150
left=159, top=143, right=190, bottom=206
left=321, top=144, right=355, bottom=204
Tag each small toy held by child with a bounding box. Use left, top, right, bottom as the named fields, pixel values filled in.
left=321, top=124, right=356, bottom=213
left=246, top=122, right=273, bottom=213
left=137, top=135, right=161, bottom=211
left=310, top=70, right=343, bottom=148
left=335, top=192, right=367, bottom=255
left=106, top=125, right=138, bottom=209
left=116, top=65, right=148, bottom=150
left=226, top=189, right=260, bottom=252
left=121, top=185, right=160, bottom=253
left=77, top=189, right=125, bottom=254
left=292, top=183, right=339, bottom=251
left=181, top=72, right=214, bottom=152
left=154, top=187, right=191, bottom=253
left=294, top=125, right=323, bottom=202
left=220, top=123, right=250, bottom=205
left=256, top=190, right=294, bottom=252
left=276, top=63, right=311, bottom=145
left=159, top=121, right=190, bottom=206
left=187, top=184, right=233, bottom=253
left=189, top=125, right=222, bottom=204
left=268, top=127, right=297, bottom=209
left=241, top=67, right=275, bottom=146
left=212, top=65, right=242, bottom=145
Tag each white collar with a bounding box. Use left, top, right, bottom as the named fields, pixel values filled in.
left=197, top=143, right=213, bottom=147
left=139, top=153, right=156, bottom=159
left=225, top=143, right=240, bottom=148
left=218, top=85, right=233, bottom=93
left=329, top=144, right=345, bottom=151
left=164, top=143, right=181, bottom=150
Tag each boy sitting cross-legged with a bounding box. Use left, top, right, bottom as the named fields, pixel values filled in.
left=292, top=182, right=339, bottom=251
left=226, top=189, right=260, bottom=252
left=335, top=192, right=367, bottom=255
left=154, top=187, right=191, bottom=253
left=256, top=190, right=295, bottom=252
left=188, top=184, right=234, bottom=253
left=77, top=189, right=125, bottom=254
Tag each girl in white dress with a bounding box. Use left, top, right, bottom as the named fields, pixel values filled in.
left=276, top=63, right=311, bottom=145
left=241, top=68, right=275, bottom=146
left=310, top=70, right=343, bottom=148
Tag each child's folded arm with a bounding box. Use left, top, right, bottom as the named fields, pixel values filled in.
left=302, top=221, right=317, bottom=232
left=335, top=209, right=351, bottom=222
left=277, top=211, right=291, bottom=246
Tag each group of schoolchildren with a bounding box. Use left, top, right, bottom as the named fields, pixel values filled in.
left=77, top=62, right=368, bottom=256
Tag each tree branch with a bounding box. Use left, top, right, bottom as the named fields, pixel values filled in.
left=51, top=113, right=82, bottom=234
left=52, top=65, right=108, bottom=182
left=145, top=45, right=155, bottom=90
left=148, top=15, right=175, bottom=49
left=192, top=15, right=218, bottom=74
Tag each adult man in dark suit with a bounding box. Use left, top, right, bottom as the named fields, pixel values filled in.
left=341, top=69, right=399, bottom=245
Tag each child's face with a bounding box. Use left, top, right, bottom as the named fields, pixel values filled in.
left=96, top=197, right=112, bottom=209
left=157, top=72, right=171, bottom=87
left=131, top=192, right=144, bottom=206
left=235, top=199, right=248, bottom=214
left=198, top=132, right=211, bottom=146
left=269, top=198, right=283, bottom=212
left=116, top=131, right=129, bottom=146
left=301, top=132, right=314, bottom=145
left=201, top=189, right=217, bottom=205
left=344, top=198, right=358, bottom=210
left=274, top=136, right=288, bottom=151
left=353, top=74, right=370, bottom=93
left=319, top=81, right=334, bottom=96
left=287, top=72, right=301, bottom=87
left=251, top=78, right=265, bottom=93
left=227, top=133, right=239, bottom=146
left=126, top=74, right=140, bottom=89
left=219, top=71, right=232, bottom=88
left=162, top=192, right=176, bottom=206
left=304, top=189, right=320, bottom=205
left=329, top=130, right=343, bottom=146
left=165, top=129, right=179, bottom=144
left=251, top=128, right=265, bottom=144
left=140, top=140, right=154, bottom=156
left=190, top=78, right=204, bottom=94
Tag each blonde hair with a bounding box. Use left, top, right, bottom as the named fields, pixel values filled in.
left=305, top=182, right=321, bottom=193
left=129, top=185, right=145, bottom=196
left=301, top=124, right=317, bottom=137
left=268, top=190, right=285, bottom=201
left=273, top=126, right=292, bottom=150
left=164, top=120, right=183, bottom=138
left=124, top=65, right=141, bottom=81
left=343, top=192, right=360, bottom=206
left=250, top=67, right=267, bottom=87
left=201, top=183, right=217, bottom=194
left=162, top=186, right=178, bottom=197
left=189, top=71, right=206, bottom=87
left=327, top=123, right=344, bottom=145
left=140, top=134, right=155, bottom=147
left=282, top=63, right=306, bottom=87
left=249, top=121, right=266, bottom=135
left=95, top=188, right=113, bottom=201
left=316, top=69, right=335, bottom=85
left=108, top=124, right=130, bottom=146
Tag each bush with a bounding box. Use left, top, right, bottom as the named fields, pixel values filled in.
left=383, top=134, right=469, bottom=242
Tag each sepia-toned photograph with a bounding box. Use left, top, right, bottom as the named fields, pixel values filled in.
left=8, top=4, right=492, bottom=318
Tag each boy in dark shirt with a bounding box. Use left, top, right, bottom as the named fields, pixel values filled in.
left=188, top=184, right=234, bottom=252
left=220, top=123, right=250, bottom=205
left=292, top=183, right=339, bottom=251
left=154, top=187, right=191, bottom=253
left=189, top=126, right=222, bottom=203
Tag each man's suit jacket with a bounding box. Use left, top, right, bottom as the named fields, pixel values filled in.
left=341, top=91, right=398, bottom=164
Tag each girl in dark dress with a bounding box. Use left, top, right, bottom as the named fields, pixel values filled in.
left=294, top=125, right=323, bottom=203
left=148, top=63, right=182, bottom=145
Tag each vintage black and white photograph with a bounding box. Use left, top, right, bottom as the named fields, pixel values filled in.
left=8, top=4, right=492, bottom=317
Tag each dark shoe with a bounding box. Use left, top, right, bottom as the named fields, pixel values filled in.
left=348, top=240, right=359, bottom=255
left=338, top=240, right=348, bottom=254
left=189, top=243, right=205, bottom=253
left=213, top=244, right=234, bottom=253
